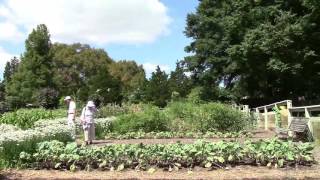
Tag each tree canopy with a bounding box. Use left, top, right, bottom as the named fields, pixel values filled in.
left=6, top=24, right=55, bottom=108
left=183, top=0, right=320, bottom=105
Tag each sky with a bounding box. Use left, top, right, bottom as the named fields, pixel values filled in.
left=0, top=0, right=199, bottom=78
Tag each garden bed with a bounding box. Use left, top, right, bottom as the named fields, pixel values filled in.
left=19, top=139, right=314, bottom=172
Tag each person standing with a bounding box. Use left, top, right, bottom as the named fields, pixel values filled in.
left=80, top=101, right=97, bottom=145
left=64, top=96, right=76, bottom=126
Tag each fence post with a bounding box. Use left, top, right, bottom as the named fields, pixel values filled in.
left=287, top=100, right=292, bottom=127
left=264, top=106, right=268, bottom=130
left=305, top=108, right=310, bottom=118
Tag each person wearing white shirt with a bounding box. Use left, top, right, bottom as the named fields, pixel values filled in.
left=64, top=96, right=76, bottom=140
left=80, top=101, right=97, bottom=145
left=64, top=96, right=76, bottom=126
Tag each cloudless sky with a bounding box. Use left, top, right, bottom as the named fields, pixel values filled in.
left=0, top=0, right=199, bottom=78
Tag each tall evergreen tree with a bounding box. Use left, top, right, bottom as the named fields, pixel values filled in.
left=145, top=66, right=170, bottom=107
left=169, top=62, right=192, bottom=98
left=3, top=56, right=19, bottom=84
left=6, top=24, right=55, bottom=108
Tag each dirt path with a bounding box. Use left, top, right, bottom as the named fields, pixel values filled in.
left=2, top=165, right=320, bottom=180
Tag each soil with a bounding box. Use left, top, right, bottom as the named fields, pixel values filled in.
left=2, top=129, right=320, bottom=180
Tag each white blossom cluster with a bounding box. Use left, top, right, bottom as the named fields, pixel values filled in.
left=34, top=117, right=116, bottom=131
left=0, top=122, right=73, bottom=160
left=0, top=117, right=116, bottom=157
left=0, top=123, right=21, bottom=133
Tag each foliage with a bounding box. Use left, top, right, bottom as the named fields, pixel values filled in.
left=109, top=60, right=146, bottom=101
left=168, top=62, right=192, bottom=98
left=112, top=105, right=168, bottom=133
left=105, top=131, right=253, bottom=140
left=144, top=66, right=171, bottom=107
left=0, top=123, right=21, bottom=132
left=96, top=104, right=129, bottom=118
left=5, top=24, right=55, bottom=108
left=18, top=139, right=314, bottom=171
left=0, top=123, right=73, bottom=168
left=165, top=101, right=249, bottom=132
left=186, top=87, right=204, bottom=104
left=183, top=0, right=320, bottom=104
left=3, top=56, right=19, bottom=85
left=34, top=117, right=116, bottom=139
left=51, top=43, right=122, bottom=104
left=0, top=108, right=65, bottom=129
left=37, top=87, right=59, bottom=109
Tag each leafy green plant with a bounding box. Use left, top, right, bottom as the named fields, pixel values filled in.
left=0, top=108, right=66, bottom=129
left=18, top=139, right=314, bottom=171
left=0, top=123, right=73, bottom=168
left=165, top=102, right=249, bottom=132
left=112, top=105, right=168, bottom=133
left=96, top=104, right=129, bottom=118
left=105, top=131, right=253, bottom=140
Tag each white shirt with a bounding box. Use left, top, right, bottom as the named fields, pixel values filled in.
left=81, top=107, right=97, bottom=124
left=68, top=101, right=76, bottom=114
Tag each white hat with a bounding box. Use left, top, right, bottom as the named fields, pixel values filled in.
left=64, top=96, right=71, bottom=101
left=86, top=101, right=95, bottom=107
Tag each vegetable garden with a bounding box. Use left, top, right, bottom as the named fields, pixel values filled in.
left=0, top=102, right=319, bottom=179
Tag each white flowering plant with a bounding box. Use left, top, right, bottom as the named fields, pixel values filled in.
left=0, top=123, right=73, bottom=167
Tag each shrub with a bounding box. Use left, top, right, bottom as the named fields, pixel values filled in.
left=165, top=102, right=249, bottom=132
left=0, top=123, right=73, bottom=168
left=34, top=117, right=115, bottom=140
left=0, top=108, right=66, bottom=129
left=0, top=123, right=21, bottom=132
left=37, top=88, right=59, bottom=109
left=112, top=105, right=168, bottom=133
left=96, top=104, right=129, bottom=118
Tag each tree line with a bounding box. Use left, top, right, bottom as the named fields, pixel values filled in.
left=0, top=24, right=192, bottom=110
left=1, top=0, right=320, bottom=110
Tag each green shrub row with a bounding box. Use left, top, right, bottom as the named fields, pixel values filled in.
left=0, top=108, right=66, bottom=129
left=112, top=102, right=253, bottom=133
left=18, top=139, right=314, bottom=171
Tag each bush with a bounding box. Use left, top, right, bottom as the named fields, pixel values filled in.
left=112, top=105, right=168, bottom=133
left=96, top=104, right=129, bottom=118
left=37, top=88, right=59, bottom=109
left=0, top=108, right=66, bottom=129
left=34, top=117, right=115, bottom=140
left=0, top=123, right=73, bottom=168
left=165, top=102, right=249, bottom=132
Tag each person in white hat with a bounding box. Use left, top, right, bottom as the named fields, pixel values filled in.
left=80, top=101, right=97, bottom=145
left=64, top=96, right=76, bottom=127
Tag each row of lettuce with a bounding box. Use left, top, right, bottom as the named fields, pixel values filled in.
left=18, top=139, right=314, bottom=171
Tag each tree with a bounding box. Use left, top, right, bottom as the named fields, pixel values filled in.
left=3, top=56, right=19, bottom=84
left=108, top=60, right=146, bottom=101
left=51, top=43, right=122, bottom=104
left=6, top=24, right=55, bottom=108
left=168, top=62, right=192, bottom=98
left=183, top=0, right=320, bottom=105
left=144, top=66, right=170, bottom=107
